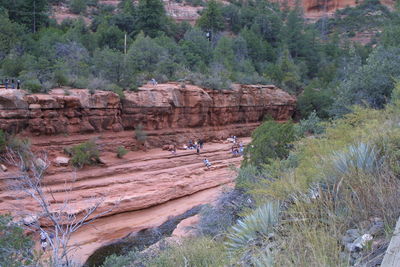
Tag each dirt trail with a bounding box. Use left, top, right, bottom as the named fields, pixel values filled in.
left=0, top=137, right=249, bottom=264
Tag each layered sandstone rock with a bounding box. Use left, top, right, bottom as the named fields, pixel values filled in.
left=0, top=138, right=246, bottom=263
left=0, top=83, right=296, bottom=142
left=275, top=0, right=394, bottom=20
left=0, top=83, right=295, bottom=263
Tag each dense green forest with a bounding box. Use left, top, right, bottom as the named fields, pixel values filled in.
left=1, top=0, right=400, bottom=119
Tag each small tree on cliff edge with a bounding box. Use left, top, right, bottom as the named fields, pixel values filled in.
left=3, top=142, right=115, bottom=266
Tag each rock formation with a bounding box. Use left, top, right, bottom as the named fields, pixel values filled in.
left=275, top=0, right=394, bottom=20
left=0, top=83, right=296, bottom=148
left=0, top=83, right=295, bottom=264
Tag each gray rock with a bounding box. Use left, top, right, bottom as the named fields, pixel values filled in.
left=367, top=218, right=384, bottom=236
left=347, top=229, right=361, bottom=239
left=348, top=234, right=373, bottom=252
left=53, top=156, right=70, bottom=167
left=35, top=158, right=47, bottom=170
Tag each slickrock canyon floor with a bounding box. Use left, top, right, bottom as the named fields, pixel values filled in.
left=0, top=136, right=249, bottom=265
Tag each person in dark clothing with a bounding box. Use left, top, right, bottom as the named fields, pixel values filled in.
left=198, top=139, right=204, bottom=149
left=17, top=79, right=20, bottom=89
left=5, top=78, right=8, bottom=89
left=11, top=79, right=15, bottom=89
left=196, top=145, right=200, bottom=155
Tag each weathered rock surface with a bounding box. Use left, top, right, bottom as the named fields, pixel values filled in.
left=0, top=83, right=295, bottom=264
left=0, top=83, right=296, bottom=146
left=0, top=138, right=245, bottom=264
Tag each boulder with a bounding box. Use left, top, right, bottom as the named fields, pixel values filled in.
left=53, top=156, right=70, bottom=167
left=0, top=164, right=7, bottom=172
left=0, top=90, right=28, bottom=110
left=35, top=158, right=47, bottom=170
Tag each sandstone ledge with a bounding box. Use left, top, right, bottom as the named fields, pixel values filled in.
left=0, top=83, right=296, bottom=138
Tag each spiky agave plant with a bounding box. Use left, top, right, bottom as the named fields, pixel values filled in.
left=331, top=142, right=381, bottom=177
left=251, top=249, right=275, bottom=267
left=225, top=202, right=280, bottom=256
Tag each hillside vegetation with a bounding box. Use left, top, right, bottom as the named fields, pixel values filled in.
left=1, top=0, right=399, bottom=118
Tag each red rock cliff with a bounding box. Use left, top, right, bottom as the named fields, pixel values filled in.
left=278, top=0, right=394, bottom=20
left=0, top=83, right=296, bottom=142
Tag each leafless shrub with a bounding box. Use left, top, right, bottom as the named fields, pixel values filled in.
left=3, top=145, right=114, bottom=266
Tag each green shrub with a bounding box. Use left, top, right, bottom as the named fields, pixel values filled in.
left=68, top=76, right=88, bottom=89
left=69, top=140, right=100, bottom=168
left=294, top=111, right=326, bottom=137
left=143, top=237, right=230, bottom=266
left=101, top=251, right=137, bottom=267
left=7, top=137, right=31, bottom=155
left=0, top=215, right=34, bottom=266
left=88, top=77, right=110, bottom=90
left=54, top=70, right=69, bottom=87
left=22, top=80, right=42, bottom=93
left=116, top=146, right=128, bottom=158
left=134, top=124, right=147, bottom=143
left=297, top=87, right=333, bottom=119
left=0, top=130, right=6, bottom=153
left=87, top=0, right=99, bottom=7
left=70, top=0, right=87, bottom=14
left=107, top=84, right=125, bottom=99
left=244, top=120, right=296, bottom=167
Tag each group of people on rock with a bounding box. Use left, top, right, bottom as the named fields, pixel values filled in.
left=168, top=135, right=244, bottom=168
left=231, top=142, right=244, bottom=157
left=187, top=139, right=204, bottom=155
left=1, top=78, right=21, bottom=89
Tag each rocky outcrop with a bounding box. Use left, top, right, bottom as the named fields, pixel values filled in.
left=275, top=0, right=394, bottom=20
left=0, top=83, right=296, bottom=144
left=0, top=83, right=295, bottom=264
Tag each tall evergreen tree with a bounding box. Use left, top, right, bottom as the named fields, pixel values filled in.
left=0, top=0, right=49, bottom=32
left=137, top=0, right=167, bottom=38
left=197, top=0, right=225, bottom=34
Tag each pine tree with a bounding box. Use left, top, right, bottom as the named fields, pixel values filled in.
left=197, top=0, right=225, bottom=34
left=137, top=0, right=167, bottom=37
left=0, top=0, right=49, bottom=32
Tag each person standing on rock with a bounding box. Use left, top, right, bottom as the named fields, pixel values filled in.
left=196, top=144, right=200, bottom=155
left=5, top=78, right=8, bottom=89
left=198, top=139, right=204, bottom=149
left=11, top=79, right=15, bottom=89
left=17, top=79, right=21, bottom=89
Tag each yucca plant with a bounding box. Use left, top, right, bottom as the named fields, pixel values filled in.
left=331, top=142, right=381, bottom=177
left=225, top=202, right=280, bottom=254
left=251, top=249, right=275, bottom=267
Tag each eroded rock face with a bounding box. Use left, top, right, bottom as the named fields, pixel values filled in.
left=273, top=0, right=394, bottom=20
left=0, top=83, right=296, bottom=140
